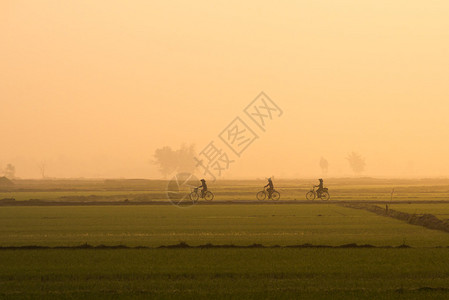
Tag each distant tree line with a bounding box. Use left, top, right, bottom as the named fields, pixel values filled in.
left=1, top=163, right=16, bottom=179
left=152, top=146, right=367, bottom=178
left=319, top=152, right=366, bottom=177
left=153, top=144, right=196, bottom=178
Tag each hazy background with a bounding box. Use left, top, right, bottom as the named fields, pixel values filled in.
left=1, top=0, right=448, bottom=179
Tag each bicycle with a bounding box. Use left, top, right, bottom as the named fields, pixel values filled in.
left=189, top=187, right=214, bottom=202
left=306, top=186, right=330, bottom=201
left=256, top=188, right=280, bottom=201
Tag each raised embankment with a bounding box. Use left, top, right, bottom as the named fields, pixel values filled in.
left=342, top=203, right=449, bottom=234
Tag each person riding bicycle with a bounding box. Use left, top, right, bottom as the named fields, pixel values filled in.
left=315, top=178, right=324, bottom=198
left=264, top=178, right=274, bottom=198
left=198, top=179, right=208, bottom=198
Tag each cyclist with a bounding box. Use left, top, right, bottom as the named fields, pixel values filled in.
left=264, top=178, right=274, bottom=198
left=315, top=178, right=324, bottom=198
left=198, top=179, right=208, bottom=198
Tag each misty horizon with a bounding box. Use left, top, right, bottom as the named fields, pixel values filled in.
left=2, top=1, right=449, bottom=179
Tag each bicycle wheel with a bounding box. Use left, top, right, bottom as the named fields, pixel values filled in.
left=271, top=191, right=280, bottom=201
left=256, top=191, right=266, bottom=201
left=189, top=192, right=199, bottom=202
left=204, top=191, right=214, bottom=201
left=321, top=191, right=330, bottom=201
left=306, top=191, right=315, bottom=200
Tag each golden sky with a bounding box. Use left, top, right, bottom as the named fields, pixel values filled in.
left=1, top=1, right=448, bottom=178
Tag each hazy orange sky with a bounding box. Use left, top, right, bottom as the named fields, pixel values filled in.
left=1, top=1, right=449, bottom=179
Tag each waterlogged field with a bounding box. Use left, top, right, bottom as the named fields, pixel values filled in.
left=2, top=205, right=449, bottom=247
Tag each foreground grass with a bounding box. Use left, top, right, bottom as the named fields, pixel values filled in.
left=1, top=248, right=449, bottom=299
left=2, top=205, right=449, bottom=247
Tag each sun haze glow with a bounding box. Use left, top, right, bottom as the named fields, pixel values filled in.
left=1, top=0, right=448, bottom=179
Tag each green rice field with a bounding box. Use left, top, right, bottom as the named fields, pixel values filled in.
left=2, top=178, right=449, bottom=299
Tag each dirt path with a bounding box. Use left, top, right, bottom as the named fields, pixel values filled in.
left=0, top=241, right=411, bottom=250
left=2, top=199, right=449, bottom=206
left=341, top=203, right=449, bottom=234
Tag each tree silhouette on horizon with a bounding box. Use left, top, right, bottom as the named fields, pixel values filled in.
left=153, top=144, right=196, bottom=178
left=319, top=157, right=329, bottom=176
left=3, top=164, right=16, bottom=179
left=346, top=152, right=366, bottom=176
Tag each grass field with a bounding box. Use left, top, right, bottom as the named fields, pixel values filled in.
left=2, top=248, right=449, bottom=299
left=2, top=178, right=449, bottom=202
left=2, top=179, right=449, bottom=299
left=2, top=204, right=449, bottom=247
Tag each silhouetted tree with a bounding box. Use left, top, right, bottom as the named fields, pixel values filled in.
left=319, top=157, right=328, bottom=176
left=4, top=164, right=15, bottom=179
left=176, top=144, right=196, bottom=173
left=153, top=146, right=178, bottom=178
left=37, top=161, right=47, bottom=179
left=153, top=144, right=196, bottom=178
left=346, top=152, right=365, bottom=176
